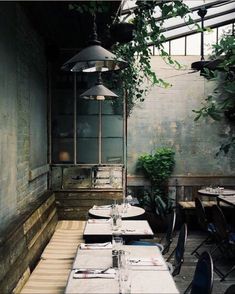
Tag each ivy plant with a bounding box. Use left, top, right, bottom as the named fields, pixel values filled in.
left=68, top=1, right=202, bottom=116
left=192, top=33, right=235, bottom=154
left=112, top=0, right=192, bottom=115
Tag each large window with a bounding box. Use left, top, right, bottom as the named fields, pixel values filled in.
left=51, top=73, right=124, bottom=165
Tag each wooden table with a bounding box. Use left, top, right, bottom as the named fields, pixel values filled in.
left=65, top=245, right=179, bottom=294
left=83, top=220, right=154, bottom=243
left=89, top=205, right=145, bottom=220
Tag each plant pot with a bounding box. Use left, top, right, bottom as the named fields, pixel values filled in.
left=144, top=211, right=167, bottom=233
left=110, top=23, right=135, bottom=43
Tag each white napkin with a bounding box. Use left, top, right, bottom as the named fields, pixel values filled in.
left=92, top=205, right=111, bottom=210
left=88, top=219, right=110, bottom=224
left=73, top=268, right=116, bottom=279
left=130, top=257, right=164, bottom=266
left=80, top=242, right=112, bottom=250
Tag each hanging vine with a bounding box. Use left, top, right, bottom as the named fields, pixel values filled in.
left=192, top=33, right=235, bottom=154
left=111, top=0, right=192, bottom=115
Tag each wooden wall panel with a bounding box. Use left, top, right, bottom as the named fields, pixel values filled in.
left=0, top=192, right=57, bottom=293
left=55, top=191, right=123, bottom=220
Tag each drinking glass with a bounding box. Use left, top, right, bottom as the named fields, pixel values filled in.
left=118, top=251, right=131, bottom=294
left=122, top=198, right=128, bottom=214
left=112, top=235, right=123, bottom=251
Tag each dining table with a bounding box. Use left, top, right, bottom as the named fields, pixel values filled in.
left=83, top=220, right=154, bottom=243
left=89, top=204, right=145, bottom=220
left=65, top=245, right=179, bottom=294
left=217, top=195, right=235, bottom=208
left=198, top=188, right=235, bottom=197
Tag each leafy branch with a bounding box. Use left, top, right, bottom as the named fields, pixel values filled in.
left=193, top=33, right=235, bottom=154
left=112, top=0, right=191, bottom=115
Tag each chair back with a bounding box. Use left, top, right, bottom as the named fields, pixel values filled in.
left=224, top=284, right=235, bottom=294
left=212, top=205, right=229, bottom=241
left=195, top=197, right=208, bottom=231
left=162, top=209, right=176, bottom=254
left=191, top=251, right=213, bottom=294
left=172, top=223, right=187, bottom=276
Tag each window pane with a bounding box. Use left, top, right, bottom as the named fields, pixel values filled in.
left=52, top=116, right=74, bottom=138
left=77, top=99, right=99, bottom=115
left=77, top=115, right=99, bottom=137
left=102, top=100, right=123, bottom=115
left=171, top=37, right=185, bottom=55
left=52, top=138, right=74, bottom=163
left=102, top=115, right=123, bottom=137
left=186, top=33, right=200, bottom=55
left=102, top=138, right=123, bottom=164
left=52, top=89, right=74, bottom=115
left=77, top=138, right=98, bottom=164
left=218, top=24, right=232, bottom=40
left=204, top=29, right=216, bottom=56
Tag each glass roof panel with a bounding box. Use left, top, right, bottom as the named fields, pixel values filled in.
left=120, top=0, right=234, bottom=42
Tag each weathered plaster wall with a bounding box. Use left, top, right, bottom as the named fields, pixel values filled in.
left=127, top=56, right=235, bottom=177
left=0, top=3, right=48, bottom=231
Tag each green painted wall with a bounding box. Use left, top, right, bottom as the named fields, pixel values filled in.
left=0, top=3, right=47, bottom=231
left=127, top=56, right=235, bottom=177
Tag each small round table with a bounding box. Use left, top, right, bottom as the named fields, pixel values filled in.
left=89, top=205, right=145, bottom=220
left=198, top=189, right=235, bottom=197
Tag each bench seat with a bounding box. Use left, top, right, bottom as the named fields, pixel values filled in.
left=178, top=201, right=217, bottom=209
left=20, top=220, right=86, bottom=293
left=20, top=259, right=73, bottom=294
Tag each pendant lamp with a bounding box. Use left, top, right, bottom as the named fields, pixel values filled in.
left=80, top=72, right=118, bottom=100
left=62, top=15, right=128, bottom=72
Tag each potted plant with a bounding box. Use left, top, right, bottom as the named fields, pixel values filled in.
left=137, top=147, right=175, bottom=232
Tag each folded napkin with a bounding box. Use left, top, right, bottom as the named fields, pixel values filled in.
left=129, top=257, right=164, bottom=266
left=88, top=219, right=110, bottom=224
left=92, top=205, right=111, bottom=210
left=80, top=242, right=112, bottom=250
left=73, top=268, right=116, bottom=279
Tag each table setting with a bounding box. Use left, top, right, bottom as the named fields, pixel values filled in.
left=65, top=240, right=178, bottom=294
left=88, top=200, right=145, bottom=220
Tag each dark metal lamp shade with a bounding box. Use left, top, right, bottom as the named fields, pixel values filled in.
left=62, top=44, right=128, bottom=72
left=80, top=82, right=118, bottom=100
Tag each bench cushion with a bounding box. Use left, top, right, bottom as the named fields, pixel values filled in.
left=178, top=201, right=217, bottom=209
left=20, top=259, right=72, bottom=294
left=41, top=220, right=85, bottom=260
left=56, top=220, right=86, bottom=231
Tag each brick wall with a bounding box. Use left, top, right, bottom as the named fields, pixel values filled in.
left=0, top=3, right=48, bottom=231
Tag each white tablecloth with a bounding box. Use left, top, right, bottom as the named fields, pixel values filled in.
left=65, top=245, right=179, bottom=293
left=73, top=245, right=168, bottom=271
left=83, top=220, right=153, bottom=237
left=65, top=269, right=179, bottom=294
left=89, top=205, right=145, bottom=219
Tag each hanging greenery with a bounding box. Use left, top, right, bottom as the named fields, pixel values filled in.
left=192, top=33, right=235, bottom=154
left=69, top=1, right=199, bottom=116
left=112, top=0, right=192, bottom=115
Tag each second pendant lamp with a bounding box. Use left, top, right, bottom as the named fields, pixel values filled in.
left=80, top=72, right=118, bottom=101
